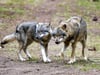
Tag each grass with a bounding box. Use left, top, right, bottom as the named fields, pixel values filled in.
left=78, top=0, right=100, bottom=10
left=0, top=23, right=7, bottom=29
left=65, top=36, right=100, bottom=71
left=54, top=0, right=100, bottom=69
left=57, top=0, right=100, bottom=21
left=0, top=0, right=38, bottom=5
left=64, top=33, right=100, bottom=71
left=0, top=7, right=24, bottom=14
left=0, top=0, right=42, bottom=18
left=72, top=60, right=100, bottom=71
left=0, top=0, right=100, bottom=72
left=88, top=34, right=100, bottom=48
left=77, top=0, right=100, bottom=19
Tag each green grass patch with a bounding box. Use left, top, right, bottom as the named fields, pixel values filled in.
left=27, top=57, right=39, bottom=62
left=0, top=0, right=42, bottom=7
left=87, top=34, right=100, bottom=51
left=0, top=7, right=10, bottom=12
left=1, top=0, right=36, bottom=5
left=78, top=0, right=100, bottom=10
left=0, top=5, right=25, bottom=18
left=0, top=23, right=8, bottom=29
left=72, top=60, right=100, bottom=71
left=0, top=7, right=24, bottom=13
left=0, top=0, right=43, bottom=18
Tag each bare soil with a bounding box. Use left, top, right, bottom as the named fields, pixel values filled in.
left=0, top=0, right=100, bottom=75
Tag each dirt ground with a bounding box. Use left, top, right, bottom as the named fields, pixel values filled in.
left=0, top=0, right=100, bottom=75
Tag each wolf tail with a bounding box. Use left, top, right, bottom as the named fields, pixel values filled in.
left=0, top=33, right=16, bottom=48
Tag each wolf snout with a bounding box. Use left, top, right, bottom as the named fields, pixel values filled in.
left=35, top=36, right=40, bottom=40
left=36, top=36, right=39, bottom=39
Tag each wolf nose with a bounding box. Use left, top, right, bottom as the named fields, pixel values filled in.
left=35, top=36, right=39, bottom=39
left=55, top=41, right=60, bottom=44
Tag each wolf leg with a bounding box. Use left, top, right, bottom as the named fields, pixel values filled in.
left=23, top=47, right=32, bottom=59
left=18, top=50, right=26, bottom=61
left=57, top=42, right=69, bottom=57
left=25, top=49, right=32, bottom=59
left=56, top=44, right=66, bottom=57
left=68, top=42, right=76, bottom=64
left=45, top=44, right=51, bottom=62
left=23, top=40, right=33, bottom=59
left=40, top=44, right=51, bottom=63
left=81, top=40, right=88, bottom=61
left=18, top=42, right=26, bottom=61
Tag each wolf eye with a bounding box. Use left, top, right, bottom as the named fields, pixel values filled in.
left=52, top=34, right=56, bottom=38
left=62, top=33, right=66, bottom=36
left=44, top=30, right=48, bottom=32
left=53, top=33, right=56, bottom=36
left=38, top=31, right=41, bottom=33
left=52, top=34, right=55, bottom=36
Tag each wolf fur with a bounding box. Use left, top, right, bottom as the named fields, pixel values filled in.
left=53, top=16, right=87, bottom=64
left=0, top=22, right=52, bottom=62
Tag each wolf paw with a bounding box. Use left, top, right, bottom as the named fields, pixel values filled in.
left=67, top=58, right=76, bottom=64
left=21, top=59, right=26, bottom=62
left=56, top=52, right=64, bottom=57
left=47, top=57, right=52, bottom=62
left=83, top=56, right=88, bottom=61
left=43, top=57, right=51, bottom=63
left=19, top=58, right=26, bottom=62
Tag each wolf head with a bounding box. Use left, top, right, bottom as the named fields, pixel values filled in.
left=52, top=16, right=83, bottom=44
left=35, top=22, right=53, bottom=44
left=52, top=21, right=73, bottom=44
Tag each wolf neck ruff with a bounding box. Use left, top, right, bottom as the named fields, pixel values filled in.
left=34, top=23, right=51, bottom=44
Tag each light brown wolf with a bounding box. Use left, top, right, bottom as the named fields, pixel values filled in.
left=53, top=16, right=88, bottom=64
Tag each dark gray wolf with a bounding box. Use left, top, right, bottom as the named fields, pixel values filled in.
left=0, top=22, right=52, bottom=62
left=53, top=16, right=88, bottom=64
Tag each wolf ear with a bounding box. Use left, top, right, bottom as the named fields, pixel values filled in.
left=49, top=26, right=54, bottom=34
left=48, top=23, right=51, bottom=27
left=46, top=21, right=51, bottom=27
left=62, top=24, right=67, bottom=29
left=49, top=21, right=51, bottom=26
left=47, top=22, right=51, bottom=28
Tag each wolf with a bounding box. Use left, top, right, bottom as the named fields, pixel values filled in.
left=0, top=22, right=52, bottom=63
left=53, top=16, right=88, bottom=64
